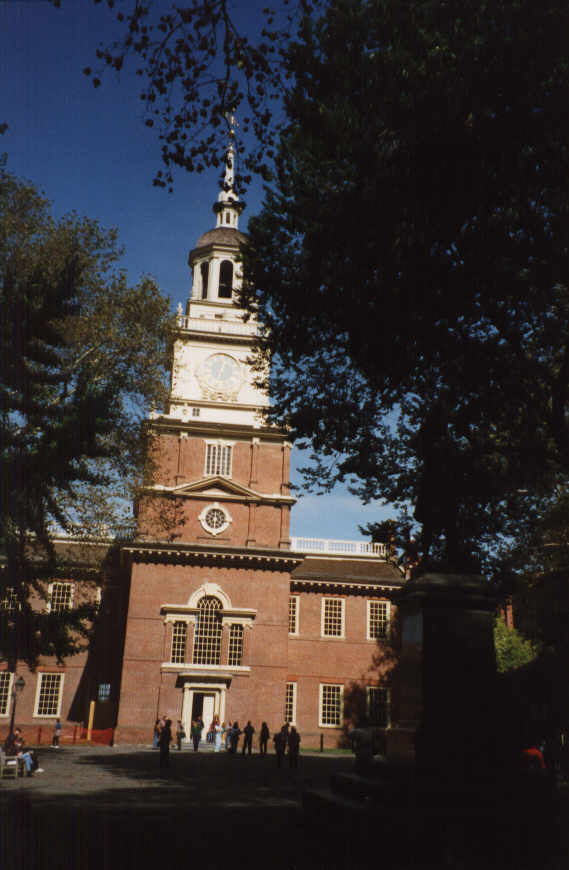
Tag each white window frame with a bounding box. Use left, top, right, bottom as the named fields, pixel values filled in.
left=34, top=673, right=65, bottom=718
left=285, top=682, right=297, bottom=725
left=198, top=502, right=233, bottom=537
left=321, top=597, right=345, bottom=638
left=0, top=671, right=13, bottom=717
left=366, top=600, right=391, bottom=641
left=288, top=595, right=299, bottom=636
left=228, top=623, right=244, bottom=667
left=319, top=683, right=344, bottom=728
left=47, top=581, right=74, bottom=614
left=170, top=621, right=188, bottom=664
left=0, top=586, right=19, bottom=612
left=367, top=686, right=391, bottom=728
left=204, top=440, right=234, bottom=478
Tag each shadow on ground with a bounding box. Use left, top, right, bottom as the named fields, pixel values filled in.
left=2, top=747, right=569, bottom=870
left=0, top=748, right=360, bottom=870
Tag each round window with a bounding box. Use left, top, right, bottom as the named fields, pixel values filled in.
left=205, top=508, right=225, bottom=531
left=198, top=502, right=232, bottom=536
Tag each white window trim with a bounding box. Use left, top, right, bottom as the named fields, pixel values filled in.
left=366, top=686, right=391, bottom=728
left=203, top=439, right=235, bottom=478
left=198, top=502, right=233, bottom=536
left=47, top=581, right=74, bottom=614
left=288, top=595, right=299, bottom=636
left=0, top=671, right=14, bottom=717
left=285, top=681, right=297, bottom=725
left=318, top=683, right=344, bottom=728
left=170, top=620, right=188, bottom=664
left=33, top=672, right=65, bottom=718
left=321, top=597, right=345, bottom=639
left=366, top=599, right=391, bottom=642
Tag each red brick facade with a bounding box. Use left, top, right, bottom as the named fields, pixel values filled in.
left=1, top=183, right=405, bottom=751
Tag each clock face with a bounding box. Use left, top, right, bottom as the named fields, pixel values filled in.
left=198, top=353, right=243, bottom=398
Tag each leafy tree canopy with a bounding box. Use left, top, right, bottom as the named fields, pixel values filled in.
left=0, top=165, right=172, bottom=665
left=494, top=616, right=539, bottom=674
left=82, top=0, right=312, bottom=189
left=85, top=0, right=569, bottom=576
left=240, top=0, right=569, bottom=574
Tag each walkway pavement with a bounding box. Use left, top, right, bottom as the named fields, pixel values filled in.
left=0, top=744, right=355, bottom=870
left=1, top=745, right=568, bottom=870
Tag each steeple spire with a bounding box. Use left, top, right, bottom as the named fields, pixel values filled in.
left=213, top=117, right=245, bottom=230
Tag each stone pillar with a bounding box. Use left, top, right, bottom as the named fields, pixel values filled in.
left=246, top=502, right=257, bottom=547
left=281, top=441, right=292, bottom=495
left=249, top=438, right=260, bottom=487
left=397, top=572, right=498, bottom=779
left=279, top=505, right=291, bottom=549
left=175, top=433, right=188, bottom=484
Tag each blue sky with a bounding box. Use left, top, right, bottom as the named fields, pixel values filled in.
left=1, top=0, right=393, bottom=540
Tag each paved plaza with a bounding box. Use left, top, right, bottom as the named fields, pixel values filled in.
left=0, top=743, right=357, bottom=870
left=1, top=743, right=568, bottom=870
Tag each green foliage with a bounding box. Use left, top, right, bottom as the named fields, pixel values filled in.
left=494, top=616, right=539, bottom=673
left=240, top=0, right=569, bottom=573
left=87, top=0, right=307, bottom=190
left=0, top=167, right=172, bottom=665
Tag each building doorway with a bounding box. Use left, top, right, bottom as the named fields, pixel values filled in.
left=191, top=692, right=215, bottom=734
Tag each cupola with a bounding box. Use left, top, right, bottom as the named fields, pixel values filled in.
left=188, top=140, right=247, bottom=304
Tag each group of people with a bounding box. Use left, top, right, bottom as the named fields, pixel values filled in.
left=152, top=716, right=301, bottom=765
left=3, top=728, right=43, bottom=776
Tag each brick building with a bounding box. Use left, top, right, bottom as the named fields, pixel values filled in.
left=1, top=152, right=404, bottom=749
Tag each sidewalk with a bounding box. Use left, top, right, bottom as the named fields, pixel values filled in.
left=2, top=745, right=568, bottom=870
left=0, top=744, right=355, bottom=870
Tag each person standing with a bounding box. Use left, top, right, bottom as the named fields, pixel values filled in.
left=191, top=718, right=203, bottom=751
left=159, top=718, right=172, bottom=768
left=176, top=720, right=185, bottom=751
left=288, top=726, right=301, bottom=768
left=242, top=721, right=255, bottom=755
left=229, top=722, right=241, bottom=753
left=152, top=719, right=160, bottom=749
left=274, top=727, right=286, bottom=768
left=259, top=722, right=270, bottom=756
left=214, top=716, right=222, bottom=752
left=52, top=718, right=62, bottom=748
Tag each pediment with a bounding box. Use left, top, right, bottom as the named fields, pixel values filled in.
left=171, top=476, right=260, bottom=500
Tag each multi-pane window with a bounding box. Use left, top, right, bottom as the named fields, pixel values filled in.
left=322, top=598, right=344, bottom=637
left=288, top=596, right=299, bottom=635
left=35, top=673, right=64, bottom=717
left=171, top=621, right=187, bottom=664
left=193, top=597, right=222, bottom=665
left=49, top=582, right=73, bottom=613
left=0, top=586, right=19, bottom=612
left=367, top=601, right=391, bottom=641
left=228, top=624, right=244, bottom=666
left=98, top=683, right=111, bottom=702
left=0, top=671, right=12, bottom=716
left=319, top=684, right=343, bottom=727
left=285, top=682, right=297, bottom=725
left=367, top=687, right=390, bottom=728
left=205, top=443, right=233, bottom=477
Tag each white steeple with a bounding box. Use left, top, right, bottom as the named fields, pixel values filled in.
left=213, top=132, right=244, bottom=230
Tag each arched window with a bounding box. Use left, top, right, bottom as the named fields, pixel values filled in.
left=193, top=596, right=222, bottom=664
left=218, top=260, right=233, bottom=298
left=200, top=262, right=209, bottom=299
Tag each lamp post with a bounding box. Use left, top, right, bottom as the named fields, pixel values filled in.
left=8, top=675, right=25, bottom=739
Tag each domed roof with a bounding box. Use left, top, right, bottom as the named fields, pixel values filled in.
left=195, top=227, right=247, bottom=249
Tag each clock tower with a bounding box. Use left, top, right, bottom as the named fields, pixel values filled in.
left=138, top=144, right=295, bottom=549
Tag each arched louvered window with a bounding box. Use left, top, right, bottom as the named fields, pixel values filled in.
left=193, top=596, right=222, bottom=664
left=200, top=262, right=209, bottom=299
left=219, top=260, right=233, bottom=298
